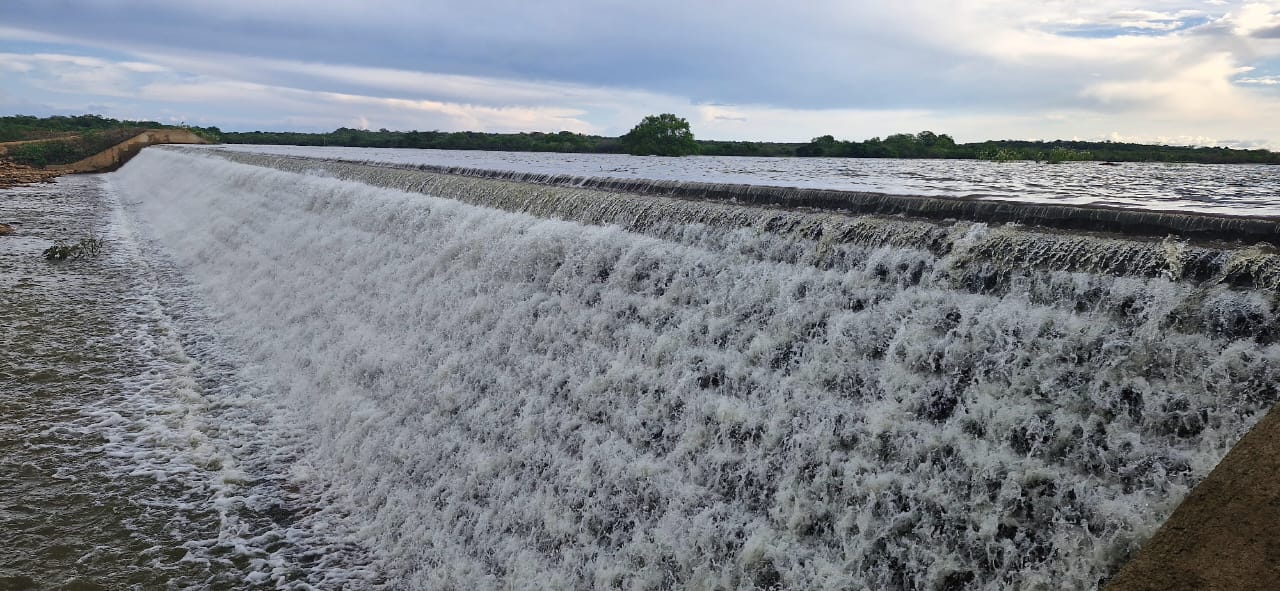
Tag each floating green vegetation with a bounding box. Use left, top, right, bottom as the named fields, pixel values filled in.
left=1043, top=146, right=1093, bottom=164
left=43, top=236, right=104, bottom=261
left=977, top=147, right=1021, bottom=162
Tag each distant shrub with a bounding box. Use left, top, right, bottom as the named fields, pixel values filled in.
left=621, top=113, right=700, bottom=156
left=977, top=147, right=1021, bottom=162
left=8, top=141, right=81, bottom=167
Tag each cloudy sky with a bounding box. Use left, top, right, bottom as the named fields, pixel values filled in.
left=3, top=1, right=1280, bottom=146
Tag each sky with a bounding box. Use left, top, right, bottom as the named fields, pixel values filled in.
left=3, top=1, right=1280, bottom=147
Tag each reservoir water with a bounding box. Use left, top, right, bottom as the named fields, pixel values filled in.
left=2, top=146, right=1278, bottom=589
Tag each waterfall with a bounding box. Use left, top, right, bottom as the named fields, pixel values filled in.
left=112, top=147, right=1280, bottom=589
left=181, top=147, right=1280, bottom=293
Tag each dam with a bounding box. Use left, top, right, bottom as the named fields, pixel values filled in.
left=3, top=145, right=1278, bottom=589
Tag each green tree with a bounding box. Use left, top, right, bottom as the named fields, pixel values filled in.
left=798, top=134, right=839, bottom=157
left=620, top=113, right=699, bottom=156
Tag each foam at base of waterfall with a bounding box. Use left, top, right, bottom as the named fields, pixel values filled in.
left=112, top=148, right=1280, bottom=589
left=97, top=176, right=383, bottom=587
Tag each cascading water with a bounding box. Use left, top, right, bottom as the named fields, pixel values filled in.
left=108, top=147, right=1280, bottom=589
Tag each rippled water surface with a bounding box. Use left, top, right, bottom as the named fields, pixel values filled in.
left=211, top=144, right=1280, bottom=216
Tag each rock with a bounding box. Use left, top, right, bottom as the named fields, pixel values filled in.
left=0, top=159, right=61, bottom=188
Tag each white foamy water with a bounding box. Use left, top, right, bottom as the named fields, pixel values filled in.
left=209, top=144, right=1280, bottom=217
left=107, top=148, right=1280, bottom=589
left=0, top=174, right=381, bottom=588
left=106, top=191, right=384, bottom=588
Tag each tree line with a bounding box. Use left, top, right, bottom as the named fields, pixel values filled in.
left=0, top=114, right=221, bottom=143
left=4, top=113, right=1279, bottom=165
left=220, top=127, right=1280, bottom=164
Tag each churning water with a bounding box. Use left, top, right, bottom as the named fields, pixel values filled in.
left=1, top=175, right=380, bottom=589
left=4, top=146, right=1280, bottom=589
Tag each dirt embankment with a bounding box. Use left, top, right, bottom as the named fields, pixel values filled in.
left=48, top=129, right=210, bottom=173
left=1105, top=403, right=1280, bottom=590
left=0, top=129, right=210, bottom=188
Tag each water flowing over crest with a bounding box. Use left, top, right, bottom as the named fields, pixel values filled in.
left=108, top=147, right=1280, bottom=589
left=212, top=144, right=1280, bottom=218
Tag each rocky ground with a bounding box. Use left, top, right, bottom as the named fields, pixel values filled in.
left=0, top=159, right=61, bottom=189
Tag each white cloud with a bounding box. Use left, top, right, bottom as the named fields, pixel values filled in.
left=119, top=61, right=168, bottom=73
left=0, top=52, right=168, bottom=97
left=127, top=50, right=673, bottom=112
left=1103, top=130, right=1240, bottom=146
left=5, top=2, right=1280, bottom=146
left=1081, top=52, right=1257, bottom=116
left=316, top=92, right=594, bottom=133
left=1239, top=74, right=1280, bottom=83
left=132, top=77, right=601, bottom=133
left=0, top=60, right=32, bottom=73
left=1230, top=2, right=1280, bottom=36
left=1048, top=8, right=1205, bottom=31
left=0, top=50, right=623, bottom=133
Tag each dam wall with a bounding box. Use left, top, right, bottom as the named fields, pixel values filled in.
left=194, top=147, right=1280, bottom=294
left=110, top=147, right=1280, bottom=588
left=235, top=152, right=1280, bottom=245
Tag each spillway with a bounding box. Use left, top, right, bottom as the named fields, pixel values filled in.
left=100, top=146, right=1280, bottom=589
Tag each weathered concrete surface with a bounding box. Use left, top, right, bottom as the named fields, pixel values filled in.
left=1105, top=403, right=1280, bottom=591
left=48, top=129, right=210, bottom=173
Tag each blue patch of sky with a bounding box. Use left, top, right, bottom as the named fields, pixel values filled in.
left=1235, top=58, right=1280, bottom=87
left=1053, top=16, right=1213, bottom=39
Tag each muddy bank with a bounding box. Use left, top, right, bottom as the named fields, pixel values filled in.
left=0, top=160, right=60, bottom=189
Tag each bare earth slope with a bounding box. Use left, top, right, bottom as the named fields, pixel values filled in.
left=1106, top=403, right=1280, bottom=590
left=48, top=129, right=209, bottom=173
